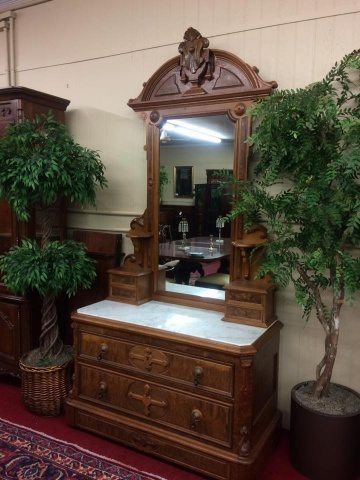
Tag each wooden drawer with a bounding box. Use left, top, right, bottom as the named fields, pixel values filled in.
left=74, top=409, right=231, bottom=480
left=110, top=274, right=135, bottom=286
left=224, top=280, right=276, bottom=327
left=78, top=331, right=233, bottom=397
left=78, top=364, right=232, bottom=446
left=108, top=269, right=152, bottom=305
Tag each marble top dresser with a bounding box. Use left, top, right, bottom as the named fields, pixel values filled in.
left=66, top=299, right=282, bottom=480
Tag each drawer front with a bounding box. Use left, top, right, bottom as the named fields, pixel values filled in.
left=74, top=409, right=231, bottom=480
left=109, top=285, right=134, bottom=300
left=0, top=301, right=19, bottom=364
left=228, top=290, right=263, bottom=305
left=79, top=331, right=233, bottom=396
left=78, top=364, right=232, bottom=446
left=109, top=273, right=135, bottom=286
left=226, top=305, right=262, bottom=322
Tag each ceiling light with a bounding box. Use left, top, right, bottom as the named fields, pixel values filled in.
left=162, top=120, right=222, bottom=144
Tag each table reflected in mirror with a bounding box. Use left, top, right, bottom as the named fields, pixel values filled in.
left=159, top=236, right=230, bottom=299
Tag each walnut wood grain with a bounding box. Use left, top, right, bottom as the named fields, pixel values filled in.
left=67, top=307, right=281, bottom=479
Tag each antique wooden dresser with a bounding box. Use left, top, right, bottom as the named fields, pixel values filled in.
left=66, top=300, right=281, bottom=480
left=67, top=28, right=281, bottom=479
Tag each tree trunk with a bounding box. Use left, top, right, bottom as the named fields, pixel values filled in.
left=39, top=293, right=64, bottom=359
left=313, top=313, right=340, bottom=399
left=38, top=205, right=64, bottom=360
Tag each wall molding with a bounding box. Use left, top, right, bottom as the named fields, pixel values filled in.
left=67, top=208, right=143, bottom=218
left=0, top=0, right=51, bottom=14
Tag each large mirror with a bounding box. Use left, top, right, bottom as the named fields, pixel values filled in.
left=127, top=27, right=276, bottom=311
left=159, top=114, right=234, bottom=301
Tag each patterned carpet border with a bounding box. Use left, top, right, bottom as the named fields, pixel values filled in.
left=0, top=417, right=167, bottom=480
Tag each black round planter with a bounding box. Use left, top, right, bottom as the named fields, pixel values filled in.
left=290, top=382, right=360, bottom=480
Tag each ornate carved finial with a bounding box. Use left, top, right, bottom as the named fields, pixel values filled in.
left=234, top=102, right=246, bottom=117
left=149, top=110, right=160, bottom=124
left=178, top=27, right=214, bottom=93
left=239, top=425, right=251, bottom=455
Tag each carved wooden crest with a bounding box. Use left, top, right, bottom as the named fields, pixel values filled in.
left=178, top=27, right=214, bottom=94
left=128, top=28, right=276, bottom=111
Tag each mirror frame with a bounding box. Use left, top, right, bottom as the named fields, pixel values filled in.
left=126, top=27, right=277, bottom=312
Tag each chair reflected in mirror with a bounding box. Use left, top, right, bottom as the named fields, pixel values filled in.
left=159, top=234, right=230, bottom=291
left=159, top=224, right=172, bottom=243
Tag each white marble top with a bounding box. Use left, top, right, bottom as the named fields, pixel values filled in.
left=77, top=300, right=267, bottom=347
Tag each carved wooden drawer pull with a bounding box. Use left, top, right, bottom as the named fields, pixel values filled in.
left=97, top=343, right=109, bottom=361
left=193, top=366, right=203, bottom=386
left=191, top=408, right=203, bottom=430
left=97, top=381, right=107, bottom=399
left=128, top=383, right=167, bottom=416
left=129, top=346, right=169, bottom=372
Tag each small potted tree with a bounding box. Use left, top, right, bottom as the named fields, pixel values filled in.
left=0, top=113, right=107, bottom=416
left=159, top=164, right=169, bottom=204
left=227, top=50, right=360, bottom=479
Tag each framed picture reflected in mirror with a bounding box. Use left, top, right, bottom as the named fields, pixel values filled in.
left=174, top=166, right=194, bottom=197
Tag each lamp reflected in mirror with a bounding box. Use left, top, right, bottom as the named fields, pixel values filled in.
left=178, top=216, right=189, bottom=250
left=215, top=216, right=225, bottom=244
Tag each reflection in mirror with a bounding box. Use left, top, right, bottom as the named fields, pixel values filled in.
left=159, top=114, right=234, bottom=300
left=174, top=166, right=194, bottom=197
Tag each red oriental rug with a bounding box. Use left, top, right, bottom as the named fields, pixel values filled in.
left=0, top=379, right=307, bottom=480
left=0, top=417, right=166, bottom=480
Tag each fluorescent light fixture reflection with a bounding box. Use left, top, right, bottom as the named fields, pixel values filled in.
left=162, top=119, right=222, bottom=144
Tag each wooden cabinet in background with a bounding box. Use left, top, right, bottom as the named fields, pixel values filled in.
left=0, top=87, right=70, bottom=376
left=194, top=170, right=233, bottom=238
left=69, top=230, right=123, bottom=309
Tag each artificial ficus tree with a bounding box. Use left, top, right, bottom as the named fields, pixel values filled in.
left=0, top=113, right=107, bottom=366
left=228, top=50, right=360, bottom=399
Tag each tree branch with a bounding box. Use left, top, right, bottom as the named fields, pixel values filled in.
left=296, top=263, right=329, bottom=334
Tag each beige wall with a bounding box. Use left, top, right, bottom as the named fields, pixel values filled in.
left=0, top=0, right=359, bottom=427
left=160, top=142, right=233, bottom=206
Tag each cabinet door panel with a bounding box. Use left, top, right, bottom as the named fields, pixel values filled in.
left=0, top=301, right=19, bottom=365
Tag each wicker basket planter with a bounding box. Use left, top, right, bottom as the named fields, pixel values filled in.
left=19, top=355, right=73, bottom=416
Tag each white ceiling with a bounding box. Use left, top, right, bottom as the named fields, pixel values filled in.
left=0, top=0, right=50, bottom=14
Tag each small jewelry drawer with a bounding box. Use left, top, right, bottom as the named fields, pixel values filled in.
left=108, top=269, right=152, bottom=305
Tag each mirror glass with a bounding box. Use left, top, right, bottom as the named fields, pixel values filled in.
left=158, top=114, right=234, bottom=300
